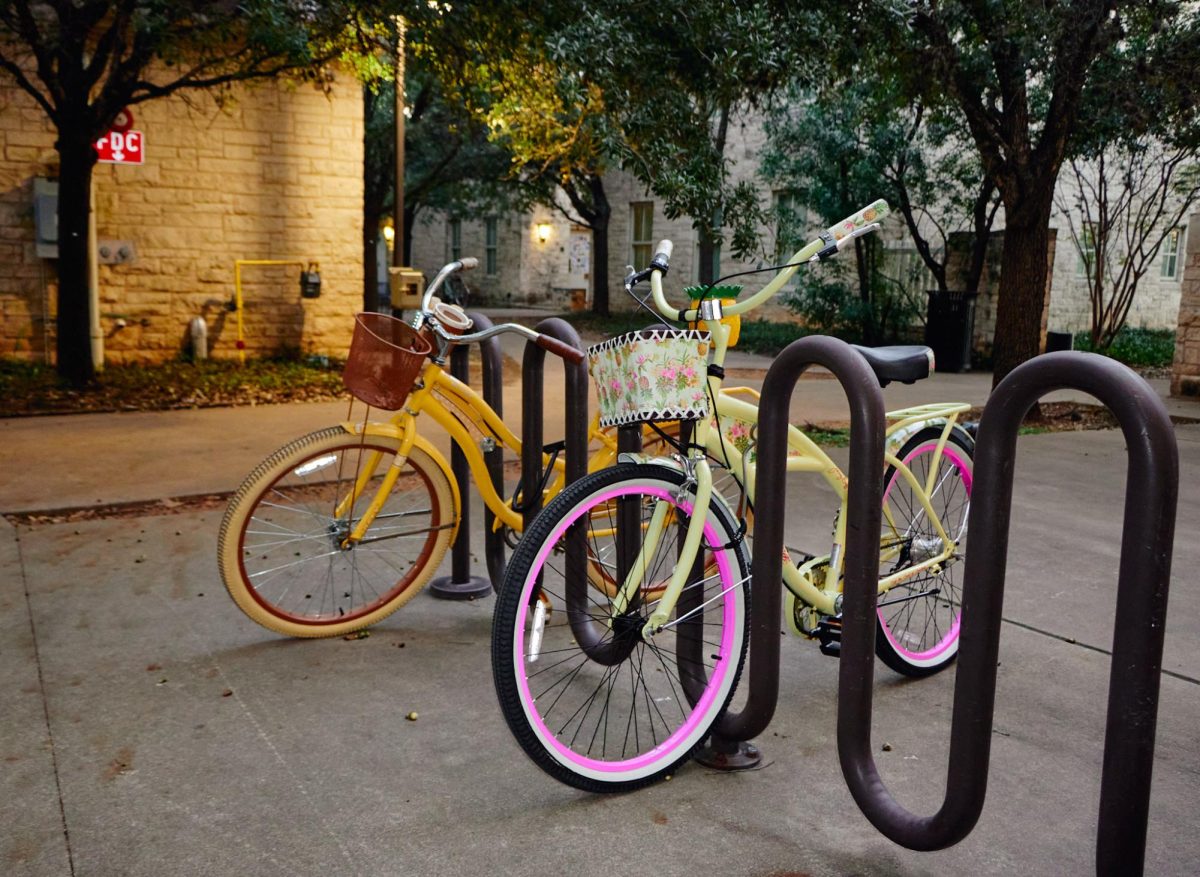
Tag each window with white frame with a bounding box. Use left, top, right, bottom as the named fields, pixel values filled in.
left=630, top=202, right=654, bottom=270
left=1161, top=226, right=1185, bottom=280
left=485, top=217, right=498, bottom=275
left=449, top=218, right=462, bottom=262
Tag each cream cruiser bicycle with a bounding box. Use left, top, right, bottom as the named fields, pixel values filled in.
left=492, top=200, right=975, bottom=792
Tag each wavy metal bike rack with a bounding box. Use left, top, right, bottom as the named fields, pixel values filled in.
left=432, top=315, right=588, bottom=596
left=430, top=311, right=507, bottom=599
left=743, top=345, right=1179, bottom=875
left=709, top=335, right=887, bottom=757
left=519, top=317, right=589, bottom=537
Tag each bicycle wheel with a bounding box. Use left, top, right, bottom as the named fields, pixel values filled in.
left=876, top=426, right=974, bottom=676
left=492, top=463, right=750, bottom=793
left=219, top=427, right=455, bottom=638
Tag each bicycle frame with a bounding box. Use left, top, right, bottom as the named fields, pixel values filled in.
left=704, top=391, right=971, bottom=618
left=620, top=213, right=971, bottom=638
left=337, top=356, right=629, bottom=543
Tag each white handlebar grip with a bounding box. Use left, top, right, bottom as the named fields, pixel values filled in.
left=460, top=257, right=479, bottom=271
left=656, top=240, right=673, bottom=260
left=826, top=199, right=891, bottom=242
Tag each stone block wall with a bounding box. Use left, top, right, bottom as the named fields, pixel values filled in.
left=1171, top=214, right=1200, bottom=396
left=0, top=70, right=363, bottom=365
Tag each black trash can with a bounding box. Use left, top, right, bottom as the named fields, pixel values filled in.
left=1045, top=330, right=1074, bottom=353
left=924, top=290, right=978, bottom=373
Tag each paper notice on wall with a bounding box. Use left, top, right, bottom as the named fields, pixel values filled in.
left=569, top=231, right=591, bottom=275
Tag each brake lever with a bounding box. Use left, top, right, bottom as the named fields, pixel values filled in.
left=815, top=222, right=882, bottom=261
left=624, top=266, right=655, bottom=294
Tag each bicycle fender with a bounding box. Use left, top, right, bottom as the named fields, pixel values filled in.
left=616, top=451, right=685, bottom=471
left=614, top=454, right=745, bottom=523
left=338, top=422, right=463, bottom=543
left=885, top=419, right=975, bottom=456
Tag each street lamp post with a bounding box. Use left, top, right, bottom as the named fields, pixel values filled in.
left=393, top=17, right=405, bottom=271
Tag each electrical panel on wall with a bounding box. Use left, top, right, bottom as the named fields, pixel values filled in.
left=33, top=178, right=58, bottom=259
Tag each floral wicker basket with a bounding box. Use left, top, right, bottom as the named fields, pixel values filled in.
left=342, top=312, right=433, bottom=410
left=587, top=328, right=712, bottom=428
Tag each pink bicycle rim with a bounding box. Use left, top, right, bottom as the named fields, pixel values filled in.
left=515, top=483, right=738, bottom=774
left=879, top=442, right=971, bottom=663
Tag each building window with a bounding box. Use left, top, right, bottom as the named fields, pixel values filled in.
left=630, top=201, right=654, bottom=270
left=1161, top=226, right=1185, bottom=280
left=774, top=190, right=805, bottom=264
left=449, top=218, right=462, bottom=262
left=485, top=217, right=498, bottom=275
left=1075, top=221, right=1096, bottom=278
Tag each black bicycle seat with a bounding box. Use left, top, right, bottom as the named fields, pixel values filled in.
left=850, top=345, right=935, bottom=386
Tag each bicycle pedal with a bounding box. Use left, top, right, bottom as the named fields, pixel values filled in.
left=815, top=618, right=842, bottom=659
left=818, top=639, right=842, bottom=658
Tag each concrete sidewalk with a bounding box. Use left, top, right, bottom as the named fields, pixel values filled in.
left=2, top=346, right=1199, bottom=876
left=2, top=336, right=1196, bottom=513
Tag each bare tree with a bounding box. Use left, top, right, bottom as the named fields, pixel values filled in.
left=1056, top=140, right=1200, bottom=349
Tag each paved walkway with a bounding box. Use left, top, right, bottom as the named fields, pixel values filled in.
left=2, top=338, right=1199, bottom=875
left=2, top=334, right=1196, bottom=512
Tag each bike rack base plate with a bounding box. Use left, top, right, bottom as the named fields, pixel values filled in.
left=693, top=738, right=762, bottom=771
left=429, top=575, right=492, bottom=601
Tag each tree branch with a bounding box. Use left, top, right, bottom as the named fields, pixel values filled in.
left=1035, top=0, right=1121, bottom=175
left=0, top=47, right=58, bottom=120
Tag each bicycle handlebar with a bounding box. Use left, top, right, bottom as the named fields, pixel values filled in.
left=646, top=199, right=891, bottom=322
left=535, top=334, right=587, bottom=365
left=652, top=240, right=673, bottom=269
left=420, top=257, right=478, bottom=316
left=413, top=257, right=584, bottom=365
left=430, top=320, right=585, bottom=365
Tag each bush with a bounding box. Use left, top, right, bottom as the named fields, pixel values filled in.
left=735, top=320, right=814, bottom=355
left=781, top=260, right=923, bottom=345
left=563, top=311, right=659, bottom=337
left=1073, top=328, right=1176, bottom=368
left=0, top=355, right=346, bottom=415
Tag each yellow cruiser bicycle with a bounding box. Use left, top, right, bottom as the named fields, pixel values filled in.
left=218, top=259, right=655, bottom=638
left=492, top=200, right=974, bottom=792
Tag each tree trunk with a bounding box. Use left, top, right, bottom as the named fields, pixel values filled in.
left=965, top=182, right=1000, bottom=295
left=697, top=227, right=716, bottom=287
left=991, top=199, right=1054, bottom=387
left=590, top=181, right=611, bottom=316
left=55, top=131, right=99, bottom=386
left=403, top=205, right=416, bottom=266
left=965, top=234, right=989, bottom=296
left=363, top=208, right=380, bottom=313
left=853, top=236, right=879, bottom=345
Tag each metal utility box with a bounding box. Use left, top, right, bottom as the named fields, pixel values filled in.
left=33, top=178, right=58, bottom=258
left=299, top=263, right=322, bottom=299
left=389, top=266, right=425, bottom=310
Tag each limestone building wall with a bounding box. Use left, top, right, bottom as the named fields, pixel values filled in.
left=409, top=107, right=1195, bottom=354
left=0, top=70, right=363, bottom=365
left=1047, top=202, right=1191, bottom=335
left=409, top=113, right=806, bottom=323
left=1171, top=213, right=1200, bottom=396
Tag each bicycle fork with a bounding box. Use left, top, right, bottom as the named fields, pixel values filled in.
left=335, top=421, right=420, bottom=547
left=607, top=456, right=716, bottom=640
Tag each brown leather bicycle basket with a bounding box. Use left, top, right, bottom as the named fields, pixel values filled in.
left=342, top=312, right=432, bottom=410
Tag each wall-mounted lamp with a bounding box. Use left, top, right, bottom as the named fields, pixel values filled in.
left=535, top=222, right=552, bottom=244
left=381, top=221, right=396, bottom=245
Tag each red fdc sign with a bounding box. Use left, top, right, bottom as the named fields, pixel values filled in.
left=95, top=130, right=144, bottom=165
